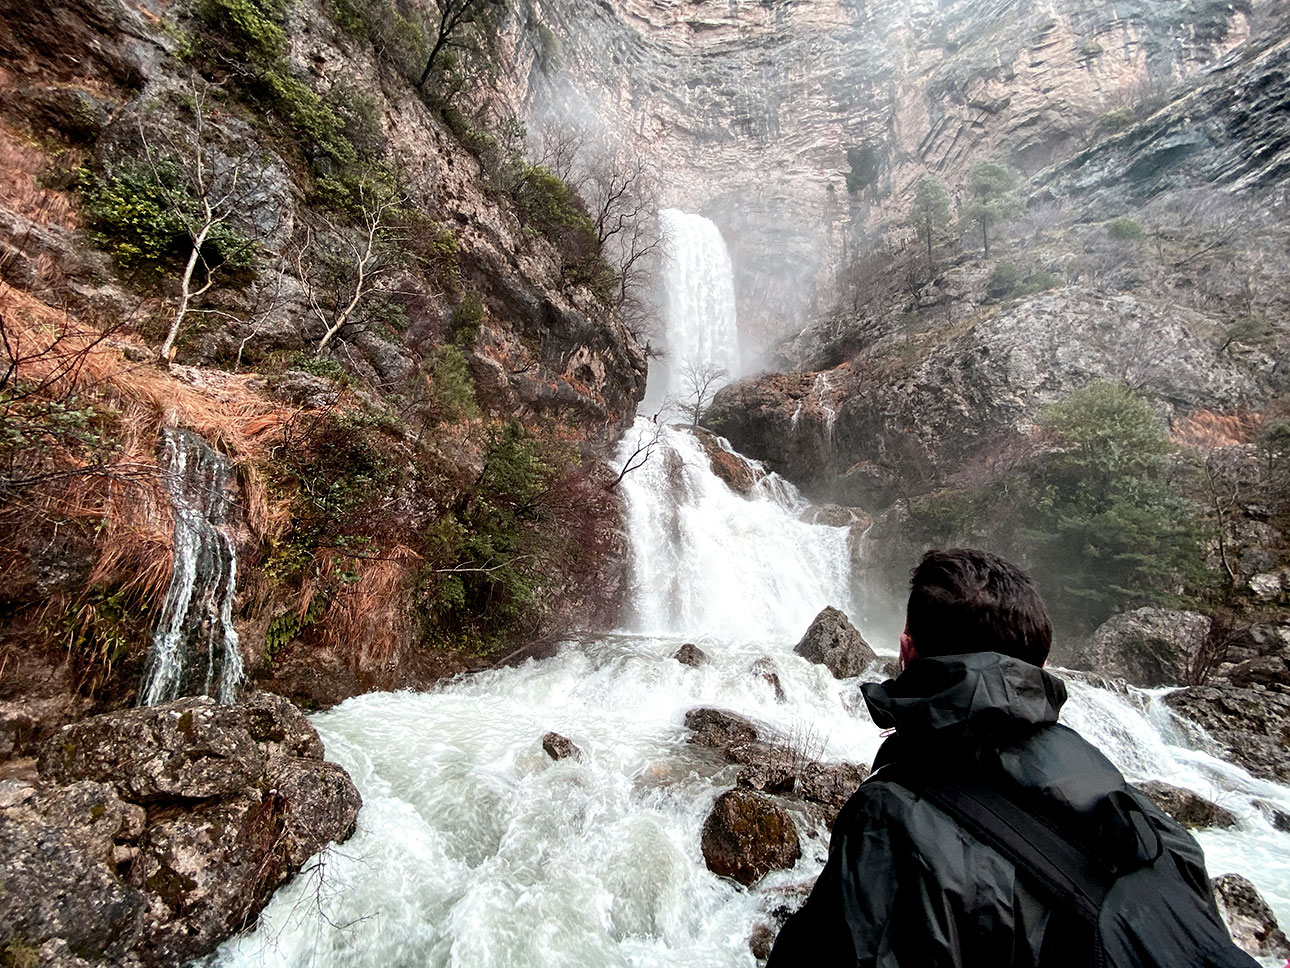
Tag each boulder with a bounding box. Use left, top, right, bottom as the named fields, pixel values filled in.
left=1166, top=685, right=1290, bottom=784
left=684, top=708, right=760, bottom=751
left=1136, top=781, right=1238, bottom=829
left=5, top=694, right=361, bottom=967
left=674, top=643, right=708, bottom=667
left=541, top=732, right=582, bottom=761
left=691, top=427, right=762, bottom=495
left=701, top=789, right=800, bottom=887
left=1076, top=608, right=1211, bottom=687
left=749, top=921, right=776, bottom=961
left=1212, top=873, right=1290, bottom=960
left=793, top=607, right=876, bottom=679
left=1227, top=655, right=1290, bottom=689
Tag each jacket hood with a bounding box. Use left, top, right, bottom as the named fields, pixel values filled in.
left=862, top=651, right=1067, bottom=739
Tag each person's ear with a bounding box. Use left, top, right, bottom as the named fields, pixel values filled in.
left=900, top=632, right=917, bottom=668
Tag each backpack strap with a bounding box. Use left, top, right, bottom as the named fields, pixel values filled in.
left=875, top=764, right=1116, bottom=965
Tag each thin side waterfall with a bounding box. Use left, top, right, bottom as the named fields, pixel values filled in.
left=139, top=428, right=243, bottom=706
left=655, top=209, right=740, bottom=402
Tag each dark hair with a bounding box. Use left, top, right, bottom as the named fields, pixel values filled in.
left=906, top=548, right=1052, bottom=666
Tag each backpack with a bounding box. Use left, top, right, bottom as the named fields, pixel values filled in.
left=884, top=767, right=1260, bottom=968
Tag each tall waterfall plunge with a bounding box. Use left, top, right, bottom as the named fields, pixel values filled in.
left=213, top=210, right=1290, bottom=966
left=139, top=428, right=243, bottom=705
left=652, top=209, right=740, bottom=406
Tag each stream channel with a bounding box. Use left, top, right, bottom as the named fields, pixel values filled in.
left=213, top=212, right=1290, bottom=968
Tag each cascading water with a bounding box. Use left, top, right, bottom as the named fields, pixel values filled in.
left=140, top=427, right=243, bottom=706
left=211, top=212, right=1290, bottom=966
left=653, top=209, right=740, bottom=404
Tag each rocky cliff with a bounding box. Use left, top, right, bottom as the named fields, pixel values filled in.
left=518, top=0, right=1258, bottom=354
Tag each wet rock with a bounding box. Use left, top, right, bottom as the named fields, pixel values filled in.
left=674, top=643, right=708, bottom=667
left=1075, top=608, right=1211, bottom=687
left=797, top=762, right=868, bottom=825
left=734, top=747, right=868, bottom=828
left=880, top=658, right=902, bottom=681
left=692, top=427, right=762, bottom=494
left=684, top=708, right=760, bottom=750
left=749, top=921, right=776, bottom=960
left=268, top=369, right=342, bottom=410
left=701, top=789, right=800, bottom=887
left=1166, top=685, right=1290, bottom=784
left=541, top=732, right=582, bottom=761
left=8, top=694, right=361, bottom=967
left=1212, top=873, right=1290, bottom=960
left=751, top=657, right=787, bottom=702
left=1137, top=781, right=1238, bottom=829
left=1227, top=656, right=1290, bottom=689
left=1253, top=800, right=1290, bottom=833
left=793, top=607, right=876, bottom=679
left=0, top=813, right=147, bottom=962
left=39, top=697, right=267, bottom=803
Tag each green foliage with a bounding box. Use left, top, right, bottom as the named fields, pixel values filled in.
left=2, top=936, right=40, bottom=968
left=79, top=163, right=257, bottom=278
left=1258, top=420, right=1290, bottom=473
left=511, top=164, right=618, bottom=305
left=452, top=290, right=485, bottom=344
left=427, top=345, right=479, bottom=422
left=264, top=595, right=329, bottom=660
left=962, top=160, right=1024, bottom=257
left=1219, top=315, right=1275, bottom=353
left=907, top=173, right=952, bottom=266
left=417, top=422, right=570, bottom=651
left=845, top=145, right=880, bottom=196
left=908, top=489, right=989, bottom=546
left=987, top=261, right=1061, bottom=300
left=53, top=586, right=148, bottom=696
left=1025, top=381, right=1202, bottom=628
left=288, top=352, right=347, bottom=381
left=1107, top=217, right=1144, bottom=241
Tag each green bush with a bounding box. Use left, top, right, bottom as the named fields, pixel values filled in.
left=1094, top=107, right=1135, bottom=138
left=452, top=290, right=485, bottom=344
left=987, top=261, right=1021, bottom=299
left=80, top=162, right=257, bottom=278
left=428, top=345, right=478, bottom=421
left=288, top=352, right=346, bottom=381
left=1107, top=217, right=1144, bottom=241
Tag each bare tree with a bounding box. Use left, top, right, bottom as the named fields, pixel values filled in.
left=679, top=359, right=729, bottom=429
left=415, top=0, right=506, bottom=90
left=138, top=84, right=266, bottom=363
left=606, top=417, right=665, bottom=489
left=291, top=191, right=405, bottom=357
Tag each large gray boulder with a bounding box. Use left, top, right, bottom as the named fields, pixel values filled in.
left=1212, top=873, right=1290, bottom=960
left=793, top=607, right=876, bottom=679
left=5, top=694, right=361, bottom=968
left=701, top=789, right=800, bottom=887
left=1076, top=608, right=1211, bottom=687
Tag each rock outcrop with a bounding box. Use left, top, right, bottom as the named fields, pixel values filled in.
left=541, top=731, right=582, bottom=761
left=1212, top=873, right=1290, bottom=961
left=793, top=607, right=876, bottom=679
left=1137, top=781, right=1238, bottom=830
left=701, top=789, right=800, bottom=887
left=2, top=695, right=360, bottom=968
left=1166, top=685, right=1290, bottom=784
left=1072, top=608, right=1212, bottom=688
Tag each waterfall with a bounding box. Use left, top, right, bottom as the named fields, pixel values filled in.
left=139, top=428, right=243, bottom=706
left=653, top=209, right=740, bottom=405
left=617, top=419, right=851, bottom=640
left=212, top=208, right=1290, bottom=966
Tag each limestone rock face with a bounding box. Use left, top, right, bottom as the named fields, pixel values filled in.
left=4, top=694, right=361, bottom=968
left=1166, top=685, right=1290, bottom=784
left=1212, top=873, right=1290, bottom=961
left=701, top=789, right=800, bottom=887
left=793, top=607, right=876, bottom=679
left=1074, top=608, right=1212, bottom=688
left=1136, top=781, right=1238, bottom=830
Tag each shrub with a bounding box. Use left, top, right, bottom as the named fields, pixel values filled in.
left=427, top=345, right=478, bottom=421
left=1107, top=217, right=1144, bottom=241
left=79, top=162, right=257, bottom=278
left=1094, top=107, right=1135, bottom=138
left=288, top=352, right=346, bottom=381
left=987, top=261, right=1020, bottom=299
left=452, top=291, right=484, bottom=345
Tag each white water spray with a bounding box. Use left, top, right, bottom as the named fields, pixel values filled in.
left=653, top=209, right=740, bottom=405
left=140, top=428, right=242, bottom=705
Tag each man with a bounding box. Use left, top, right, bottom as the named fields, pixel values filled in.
left=767, top=548, right=1254, bottom=968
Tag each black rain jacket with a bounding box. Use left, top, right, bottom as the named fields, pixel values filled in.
left=766, top=652, right=1230, bottom=968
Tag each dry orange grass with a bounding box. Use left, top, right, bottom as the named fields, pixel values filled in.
left=319, top=544, right=421, bottom=671
left=0, top=125, right=77, bottom=229
left=1172, top=410, right=1257, bottom=449
left=2, top=282, right=305, bottom=602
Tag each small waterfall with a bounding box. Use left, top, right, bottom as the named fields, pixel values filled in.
left=654, top=209, right=740, bottom=405
left=139, top=428, right=243, bottom=705
left=616, top=419, right=852, bottom=641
